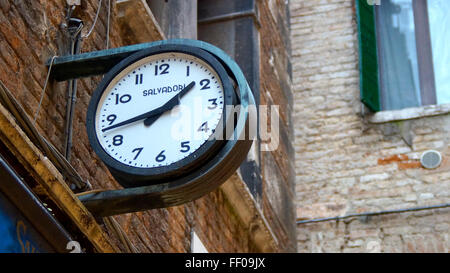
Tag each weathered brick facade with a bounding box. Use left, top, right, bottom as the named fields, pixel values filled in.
left=291, top=0, right=449, bottom=252
left=0, top=0, right=296, bottom=252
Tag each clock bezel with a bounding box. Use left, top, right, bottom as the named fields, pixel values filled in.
left=86, top=44, right=235, bottom=187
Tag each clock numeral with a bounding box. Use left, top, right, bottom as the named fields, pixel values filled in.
left=112, top=135, right=123, bottom=146
left=132, top=147, right=143, bottom=160
left=198, top=122, right=209, bottom=132
left=186, top=66, right=190, bottom=77
left=155, top=64, right=169, bottom=76
left=155, top=150, right=166, bottom=162
left=115, top=94, right=132, bottom=104
left=135, top=74, right=143, bottom=85
left=200, top=79, right=211, bottom=90
left=208, top=98, right=218, bottom=110
left=180, top=141, right=190, bottom=153
left=106, top=114, right=117, bottom=125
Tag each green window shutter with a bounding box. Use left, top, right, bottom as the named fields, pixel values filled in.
left=356, top=0, right=381, bottom=112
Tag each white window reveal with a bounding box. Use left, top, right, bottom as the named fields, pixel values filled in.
left=191, top=231, right=208, bottom=253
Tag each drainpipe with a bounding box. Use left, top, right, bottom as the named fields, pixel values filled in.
left=63, top=18, right=83, bottom=162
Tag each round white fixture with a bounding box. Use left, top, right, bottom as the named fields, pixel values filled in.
left=420, top=150, right=442, bottom=169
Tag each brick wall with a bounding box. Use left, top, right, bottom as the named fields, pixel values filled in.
left=297, top=208, right=449, bottom=253
left=0, top=0, right=295, bottom=252
left=260, top=0, right=297, bottom=252
left=290, top=0, right=450, bottom=252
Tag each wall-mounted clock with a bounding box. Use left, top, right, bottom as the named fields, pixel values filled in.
left=86, top=44, right=236, bottom=188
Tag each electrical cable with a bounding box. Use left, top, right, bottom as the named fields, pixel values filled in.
left=106, top=0, right=111, bottom=49
left=82, top=0, right=102, bottom=39
left=34, top=55, right=57, bottom=124
left=0, top=80, right=91, bottom=190
left=296, top=202, right=450, bottom=225
left=103, top=216, right=139, bottom=253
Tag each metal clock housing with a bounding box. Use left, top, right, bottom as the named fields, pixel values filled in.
left=86, top=45, right=236, bottom=187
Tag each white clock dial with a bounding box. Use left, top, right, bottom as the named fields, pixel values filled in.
left=94, top=52, right=225, bottom=168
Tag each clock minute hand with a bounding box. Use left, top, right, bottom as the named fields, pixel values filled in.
left=102, top=97, right=180, bottom=132
left=143, top=81, right=195, bottom=126
left=101, top=105, right=168, bottom=132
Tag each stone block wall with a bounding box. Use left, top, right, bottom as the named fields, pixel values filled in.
left=290, top=0, right=450, bottom=252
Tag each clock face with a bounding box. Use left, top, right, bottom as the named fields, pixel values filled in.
left=87, top=46, right=234, bottom=184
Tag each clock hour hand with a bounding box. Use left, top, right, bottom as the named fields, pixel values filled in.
left=101, top=81, right=195, bottom=132
left=143, top=81, right=195, bottom=126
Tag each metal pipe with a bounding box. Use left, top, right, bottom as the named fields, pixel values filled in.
left=63, top=19, right=83, bottom=162
left=63, top=81, right=73, bottom=160
left=296, top=203, right=450, bottom=225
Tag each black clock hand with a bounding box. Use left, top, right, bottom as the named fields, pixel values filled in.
left=143, top=81, right=195, bottom=126
left=101, top=104, right=171, bottom=132
left=101, top=81, right=195, bottom=132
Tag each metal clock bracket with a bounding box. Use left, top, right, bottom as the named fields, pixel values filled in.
left=47, top=39, right=256, bottom=216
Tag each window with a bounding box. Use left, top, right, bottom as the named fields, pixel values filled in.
left=356, top=0, right=450, bottom=112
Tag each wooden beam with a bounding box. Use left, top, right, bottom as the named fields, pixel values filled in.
left=0, top=101, right=116, bottom=253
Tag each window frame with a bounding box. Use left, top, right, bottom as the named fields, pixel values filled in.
left=375, top=0, right=437, bottom=109
left=357, top=0, right=444, bottom=112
